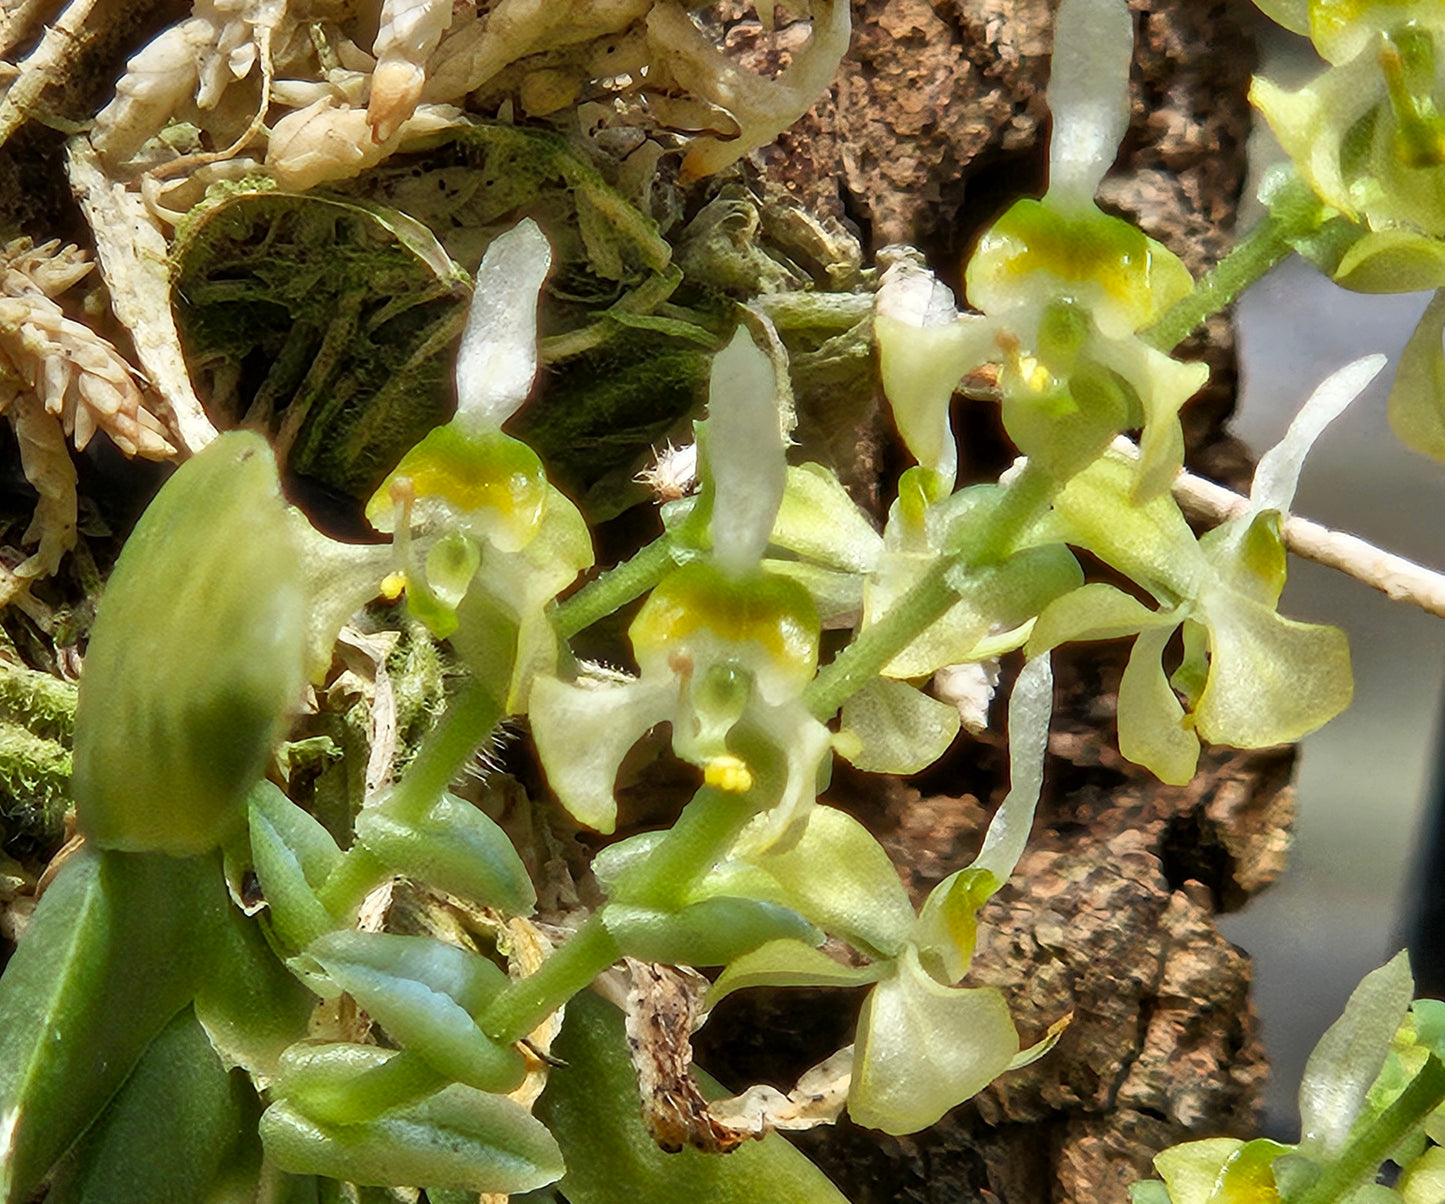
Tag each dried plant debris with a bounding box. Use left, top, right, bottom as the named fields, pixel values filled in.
left=71, top=0, right=849, bottom=204
left=622, top=958, right=854, bottom=1155
left=0, top=237, right=177, bottom=578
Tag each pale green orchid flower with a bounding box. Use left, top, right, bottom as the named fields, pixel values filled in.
left=874, top=0, right=1205, bottom=500
left=1028, top=355, right=1382, bottom=784
left=1253, top=0, right=1445, bottom=291
left=365, top=219, right=592, bottom=711
left=529, top=328, right=831, bottom=843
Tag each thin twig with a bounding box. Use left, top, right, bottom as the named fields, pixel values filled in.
left=1110, top=438, right=1445, bottom=621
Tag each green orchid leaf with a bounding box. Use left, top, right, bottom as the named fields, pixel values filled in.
left=249, top=783, right=345, bottom=953
left=1151, top=1137, right=1246, bottom=1204
left=355, top=790, right=535, bottom=916
left=603, top=898, right=820, bottom=967
left=260, top=1081, right=563, bottom=1195
left=772, top=463, right=883, bottom=573
left=304, top=930, right=524, bottom=1095
left=707, top=939, right=887, bottom=1007
left=73, top=431, right=306, bottom=855
left=849, top=947, right=1019, bottom=1135
left=192, top=879, right=317, bottom=1078
left=1192, top=587, right=1353, bottom=750
left=836, top=677, right=960, bottom=776
left=1299, top=950, right=1414, bottom=1158
left=48, top=1007, right=257, bottom=1204
left=1389, top=291, right=1445, bottom=462
left=743, top=804, right=917, bottom=958
left=271, top=1043, right=445, bottom=1127
left=0, top=848, right=220, bottom=1203
left=534, top=989, right=849, bottom=1204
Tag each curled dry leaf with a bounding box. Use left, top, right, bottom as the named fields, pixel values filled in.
left=65, top=137, right=217, bottom=454
left=621, top=957, right=853, bottom=1154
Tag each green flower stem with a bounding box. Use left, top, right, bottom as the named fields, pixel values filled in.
left=385, top=677, right=504, bottom=826
left=479, top=913, right=620, bottom=1046
left=620, top=786, right=755, bottom=911
left=323, top=1050, right=446, bottom=1124
left=1294, top=1054, right=1445, bottom=1204
left=804, top=462, right=1057, bottom=721
left=554, top=535, right=675, bottom=640
left=1142, top=213, right=1297, bottom=351
left=315, top=842, right=388, bottom=918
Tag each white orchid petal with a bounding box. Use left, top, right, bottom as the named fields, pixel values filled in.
left=529, top=674, right=673, bottom=834
left=1046, top=0, right=1134, bottom=208
left=1249, top=354, right=1386, bottom=517
left=971, top=655, right=1052, bottom=885
left=708, top=327, right=787, bottom=575
left=455, top=218, right=553, bottom=428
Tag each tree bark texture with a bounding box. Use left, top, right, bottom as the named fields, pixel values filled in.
left=692, top=3, right=1283, bottom=1202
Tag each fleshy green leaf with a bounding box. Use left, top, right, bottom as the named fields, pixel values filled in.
left=260, top=1082, right=563, bottom=1194
left=849, top=947, right=1019, bottom=1134
left=356, top=790, right=535, bottom=916
left=249, top=782, right=344, bottom=951
left=0, top=848, right=220, bottom=1203
left=836, top=677, right=960, bottom=775
left=742, top=805, right=917, bottom=958
left=304, top=930, right=524, bottom=1094
left=73, top=431, right=306, bottom=855
left=534, top=990, right=849, bottom=1204
left=1390, top=290, right=1445, bottom=462
left=193, top=881, right=317, bottom=1078
left=1299, top=950, right=1415, bottom=1158
left=271, top=1043, right=445, bottom=1127
left=48, top=1008, right=256, bottom=1204
left=707, top=939, right=886, bottom=1007
left=602, top=898, right=820, bottom=967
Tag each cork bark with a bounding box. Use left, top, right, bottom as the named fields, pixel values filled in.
left=691, top=3, right=1279, bottom=1201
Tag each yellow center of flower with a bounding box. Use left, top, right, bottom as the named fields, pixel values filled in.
left=704, top=755, right=754, bottom=793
